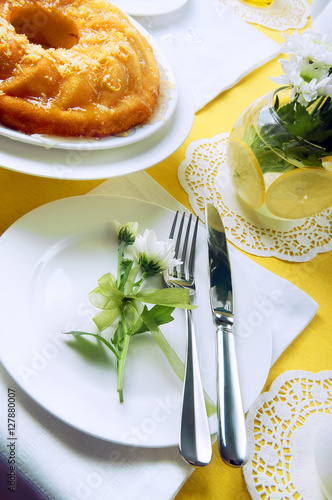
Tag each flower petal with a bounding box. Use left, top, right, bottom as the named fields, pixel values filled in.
left=131, top=229, right=181, bottom=275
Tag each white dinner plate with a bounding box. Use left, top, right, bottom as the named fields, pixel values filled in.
left=0, top=195, right=272, bottom=447
left=0, top=65, right=193, bottom=180
left=0, top=20, right=177, bottom=151
left=109, top=0, right=189, bottom=16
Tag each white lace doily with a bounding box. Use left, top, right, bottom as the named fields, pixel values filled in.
left=217, top=0, right=310, bottom=30
left=178, top=133, right=332, bottom=262
left=243, top=370, right=332, bottom=500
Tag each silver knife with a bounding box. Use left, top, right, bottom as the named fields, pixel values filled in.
left=205, top=203, right=248, bottom=467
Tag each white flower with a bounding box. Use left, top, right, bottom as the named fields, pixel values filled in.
left=296, top=79, right=325, bottom=105
left=114, top=220, right=138, bottom=245
left=282, top=30, right=332, bottom=66
left=301, top=63, right=332, bottom=99
left=270, top=32, right=332, bottom=106
left=131, top=229, right=181, bottom=275
left=298, top=59, right=330, bottom=84
left=270, top=54, right=302, bottom=88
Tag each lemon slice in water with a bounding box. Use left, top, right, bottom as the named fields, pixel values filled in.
left=322, top=157, right=332, bottom=172
left=227, top=138, right=265, bottom=209
left=265, top=168, right=332, bottom=219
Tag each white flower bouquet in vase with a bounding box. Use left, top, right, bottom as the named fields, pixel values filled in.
left=227, top=30, right=332, bottom=221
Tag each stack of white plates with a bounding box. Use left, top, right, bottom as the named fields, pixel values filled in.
left=0, top=19, right=194, bottom=180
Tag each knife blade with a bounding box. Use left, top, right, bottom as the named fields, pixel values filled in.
left=205, top=203, right=248, bottom=467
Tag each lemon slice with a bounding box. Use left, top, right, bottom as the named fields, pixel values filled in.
left=322, top=156, right=332, bottom=172
left=265, top=168, right=332, bottom=219
left=227, top=138, right=265, bottom=209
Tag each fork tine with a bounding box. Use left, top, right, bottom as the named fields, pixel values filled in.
left=167, top=211, right=184, bottom=278
left=188, top=215, right=199, bottom=280
left=180, top=213, right=192, bottom=276
left=167, top=211, right=198, bottom=280
left=169, top=210, right=179, bottom=239
left=174, top=212, right=185, bottom=261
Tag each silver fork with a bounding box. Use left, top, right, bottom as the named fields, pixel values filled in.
left=163, top=211, right=212, bottom=467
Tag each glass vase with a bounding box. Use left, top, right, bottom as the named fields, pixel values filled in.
left=226, top=87, right=332, bottom=220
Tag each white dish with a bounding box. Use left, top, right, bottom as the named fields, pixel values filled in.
left=0, top=65, right=193, bottom=180
left=0, top=195, right=272, bottom=447
left=109, top=0, right=189, bottom=16
left=0, top=21, right=177, bottom=151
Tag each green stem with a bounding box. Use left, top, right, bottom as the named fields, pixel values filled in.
left=119, top=261, right=133, bottom=292
left=311, top=95, right=326, bottom=116
left=117, top=241, right=126, bottom=285
left=132, top=272, right=148, bottom=294
left=117, top=315, right=131, bottom=403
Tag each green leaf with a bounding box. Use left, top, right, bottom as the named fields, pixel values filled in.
left=134, top=288, right=196, bottom=309
left=62, top=331, right=119, bottom=359
left=140, top=309, right=216, bottom=417
left=243, top=123, right=259, bottom=149
left=306, top=127, right=332, bottom=145
left=133, top=304, right=175, bottom=335
left=278, top=102, right=321, bottom=137
left=243, top=124, right=293, bottom=174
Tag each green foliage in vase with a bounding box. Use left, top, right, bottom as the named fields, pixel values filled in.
left=243, top=30, right=332, bottom=172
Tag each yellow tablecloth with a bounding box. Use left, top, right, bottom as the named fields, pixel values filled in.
left=1, top=18, right=331, bottom=500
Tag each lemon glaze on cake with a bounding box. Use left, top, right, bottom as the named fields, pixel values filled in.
left=0, top=0, right=160, bottom=138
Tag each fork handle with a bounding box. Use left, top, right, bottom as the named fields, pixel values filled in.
left=179, top=309, right=212, bottom=467
left=216, top=325, right=248, bottom=467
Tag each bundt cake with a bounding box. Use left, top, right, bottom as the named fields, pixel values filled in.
left=0, top=0, right=160, bottom=138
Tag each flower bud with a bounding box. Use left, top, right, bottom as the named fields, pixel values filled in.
left=114, top=221, right=138, bottom=245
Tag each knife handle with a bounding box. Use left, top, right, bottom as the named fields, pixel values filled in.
left=217, top=325, right=248, bottom=467
left=179, top=309, right=212, bottom=467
